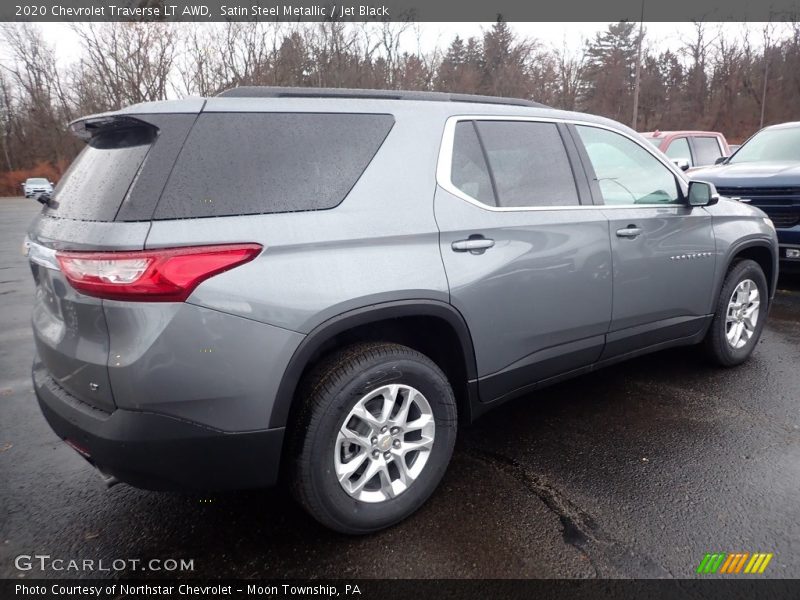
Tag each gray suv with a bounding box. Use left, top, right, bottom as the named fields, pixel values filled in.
left=27, top=88, right=778, bottom=533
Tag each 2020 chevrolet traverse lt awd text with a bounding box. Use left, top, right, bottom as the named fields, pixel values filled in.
left=26, top=87, right=778, bottom=533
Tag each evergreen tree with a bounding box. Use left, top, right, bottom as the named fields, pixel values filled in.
left=580, top=21, right=639, bottom=121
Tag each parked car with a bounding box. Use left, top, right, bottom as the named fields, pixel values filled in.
left=691, top=121, right=800, bottom=268
left=641, top=130, right=731, bottom=171
left=22, top=177, right=54, bottom=198
left=27, top=88, right=778, bottom=534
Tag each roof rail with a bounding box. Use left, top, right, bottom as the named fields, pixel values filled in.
left=215, top=86, right=547, bottom=108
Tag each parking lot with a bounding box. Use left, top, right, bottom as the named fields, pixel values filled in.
left=1, top=196, right=798, bottom=579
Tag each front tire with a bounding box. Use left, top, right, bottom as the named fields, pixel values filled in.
left=290, top=342, right=457, bottom=534
left=703, top=259, right=768, bottom=367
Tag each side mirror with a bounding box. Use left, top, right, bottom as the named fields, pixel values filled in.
left=671, top=158, right=690, bottom=171
left=688, top=181, right=719, bottom=207
left=714, top=156, right=728, bottom=165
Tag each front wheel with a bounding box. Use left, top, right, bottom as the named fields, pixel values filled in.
left=703, top=259, right=768, bottom=367
left=290, top=342, right=457, bottom=534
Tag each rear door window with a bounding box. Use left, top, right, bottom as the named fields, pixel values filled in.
left=475, top=121, right=579, bottom=208
left=449, top=120, right=580, bottom=209
left=155, top=113, right=394, bottom=219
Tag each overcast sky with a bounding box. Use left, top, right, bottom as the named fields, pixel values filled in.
left=25, top=21, right=781, bottom=68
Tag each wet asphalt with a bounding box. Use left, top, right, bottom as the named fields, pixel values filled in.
left=0, top=197, right=798, bottom=580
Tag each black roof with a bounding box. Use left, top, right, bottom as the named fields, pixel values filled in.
left=216, top=86, right=547, bottom=108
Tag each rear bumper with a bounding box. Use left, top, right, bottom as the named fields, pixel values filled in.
left=33, top=360, right=285, bottom=491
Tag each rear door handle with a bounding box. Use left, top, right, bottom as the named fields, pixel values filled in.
left=451, top=237, right=495, bottom=254
left=616, top=226, right=643, bottom=238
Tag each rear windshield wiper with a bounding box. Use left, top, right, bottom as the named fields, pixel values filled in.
left=34, top=192, right=56, bottom=208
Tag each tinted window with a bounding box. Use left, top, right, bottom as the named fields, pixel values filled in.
left=576, top=125, right=680, bottom=205
left=664, top=137, right=693, bottom=166
left=155, top=113, right=394, bottom=219
left=474, top=121, right=579, bottom=207
left=46, top=126, right=155, bottom=221
left=692, top=136, right=723, bottom=165
left=451, top=121, right=496, bottom=206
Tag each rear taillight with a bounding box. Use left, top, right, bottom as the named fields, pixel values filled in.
left=55, top=244, right=262, bottom=302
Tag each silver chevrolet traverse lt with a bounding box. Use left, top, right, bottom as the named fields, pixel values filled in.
left=27, top=88, right=779, bottom=533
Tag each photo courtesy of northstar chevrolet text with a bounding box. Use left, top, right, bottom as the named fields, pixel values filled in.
left=1, top=0, right=799, bottom=596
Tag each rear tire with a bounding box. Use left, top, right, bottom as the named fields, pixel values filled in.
left=290, top=342, right=457, bottom=534
left=703, top=259, right=768, bottom=367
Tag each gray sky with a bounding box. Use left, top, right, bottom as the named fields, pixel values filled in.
left=28, top=21, right=781, bottom=68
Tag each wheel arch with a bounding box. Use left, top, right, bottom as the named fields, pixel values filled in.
left=269, top=300, right=480, bottom=431
left=720, top=239, right=778, bottom=301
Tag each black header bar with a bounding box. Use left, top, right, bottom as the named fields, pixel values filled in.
left=5, top=0, right=800, bottom=22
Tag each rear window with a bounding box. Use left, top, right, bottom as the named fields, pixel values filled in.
left=642, top=136, right=663, bottom=149
left=154, top=113, right=394, bottom=219
left=47, top=126, right=156, bottom=221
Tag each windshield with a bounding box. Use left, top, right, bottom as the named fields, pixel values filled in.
left=729, top=126, right=800, bottom=163
left=28, top=178, right=48, bottom=184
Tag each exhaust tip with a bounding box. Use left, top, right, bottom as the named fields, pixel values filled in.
left=64, top=438, right=91, bottom=459
left=64, top=439, right=121, bottom=488
left=97, top=469, right=120, bottom=489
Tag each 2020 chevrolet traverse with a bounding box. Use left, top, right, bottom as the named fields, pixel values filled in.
left=27, top=87, right=778, bottom=533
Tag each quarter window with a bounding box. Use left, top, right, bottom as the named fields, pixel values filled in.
left=156, top=113, right=394, bottom=219
left=576, top=125, right=681, bottom=206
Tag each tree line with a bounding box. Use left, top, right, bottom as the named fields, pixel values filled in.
left=2, top=20, right=800, bottom=194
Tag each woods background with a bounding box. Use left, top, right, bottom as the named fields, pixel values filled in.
left=2, top=20, right=800, bottom=194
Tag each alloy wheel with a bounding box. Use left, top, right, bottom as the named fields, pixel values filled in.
left=725, top=279, right=760, bottom=349
left=334, top=384, right=435, bottom=503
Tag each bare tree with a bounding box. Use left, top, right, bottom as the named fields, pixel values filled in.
left=72, top=22, right=178, bottom=109
left=680, top=22, right=716, bottom=127
left=0, top=70, right=14, bottom=171
left=0, top=23, right=75, bottom=166
left=553, top=39, right=585, bottom=110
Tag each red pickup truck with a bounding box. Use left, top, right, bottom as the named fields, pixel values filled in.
left=641, top=130, right=732, bottom=170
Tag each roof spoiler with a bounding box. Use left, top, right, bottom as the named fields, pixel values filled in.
left=68, top=114, right=154, bottom=141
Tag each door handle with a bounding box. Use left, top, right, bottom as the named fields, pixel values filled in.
left=616, top=226, right=643, bottom=238
left=451, top=236, right=495, bottom=254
